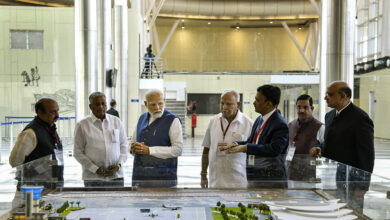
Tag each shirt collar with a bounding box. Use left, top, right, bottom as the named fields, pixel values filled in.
left=336, top=101, right=351, bottom=115
left=91, top=113, right=106, bottom=123
left=262, top=108, right=276, bottom=122
left=219, top=110, right=243, bottom=124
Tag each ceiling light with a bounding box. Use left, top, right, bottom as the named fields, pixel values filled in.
left=181, top=19, right=184, bottom=22
left=270, top=21, right=273, bottom=24
left=298, top=27, right=302, bottom=30
left=208, top=22, right=211, bottom=25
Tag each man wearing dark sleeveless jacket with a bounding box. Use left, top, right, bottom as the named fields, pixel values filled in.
left=288, top=94, right=324, bottom=182
left=9, top=98, right=63, bottom=189
left=131, top=89, right=183, bottom=187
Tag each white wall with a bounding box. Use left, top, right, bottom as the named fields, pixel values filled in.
left=359, top=69, right=390, bottom=139
left=0, top=6, right=75, bottom=121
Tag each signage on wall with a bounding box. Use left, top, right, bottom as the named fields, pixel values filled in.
left=131, top=99, right=139, bottom=102
left=21, top=66, right=40, bottom=87
left=244, top=101, right=250, bottom=104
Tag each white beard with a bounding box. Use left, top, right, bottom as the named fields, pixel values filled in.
left=149, top=108, right=164, bottom=120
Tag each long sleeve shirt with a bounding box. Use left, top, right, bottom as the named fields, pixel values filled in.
left=74, top=113, right=128, bottom=180
left=9, top=129, right=37, bottom=168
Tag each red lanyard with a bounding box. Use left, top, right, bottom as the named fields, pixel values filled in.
left=252, top=118, right=270, bottom=144
left=35, top=116, right=58, bottom=148
left=293, top=123, right=301, bottom=143
left=220, top=118, right=232, bottom=141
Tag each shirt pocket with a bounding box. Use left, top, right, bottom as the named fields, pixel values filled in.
left=112, top=129, right=120, bottom=143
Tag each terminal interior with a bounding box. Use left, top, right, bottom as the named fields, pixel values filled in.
left=0, top=0, right=390, bottom=219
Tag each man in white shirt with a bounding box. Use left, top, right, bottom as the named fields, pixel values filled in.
left=130, top=89, right=183, bottom=187
left=222, top=85, right=289, bottom=188
left=74, top=92, right=128, bottom=187
left=201, top=90, right=253, bottom=188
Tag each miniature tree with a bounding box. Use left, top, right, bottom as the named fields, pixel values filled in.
left=70, top=201, right=74, bottom=207
left=238, top=202, right=243, bottom=208
left=240, top=206, right=246, bottom=213
left=76, top=201, right=80, bottom=207
left=216, top=201, right=221, bottom=207
left=221, top=204, right=225, bottom=209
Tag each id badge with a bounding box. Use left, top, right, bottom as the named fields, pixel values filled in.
left=286, top=144, right=296, bottom=162
left=54, top=149, right=64, bottom=166
left=248, top=155, right=255, bottom=166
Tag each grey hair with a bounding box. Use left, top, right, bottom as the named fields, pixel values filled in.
left=145, top=89, right=164, bottom=101
left=89, top=92, right=106, bottom=103
left=221, top=89, right=240, bottom=102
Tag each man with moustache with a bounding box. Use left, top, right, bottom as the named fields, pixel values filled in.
left=131, top=89, right=183, bottom=187
left=311, top=81, right=374, bottom=212
left=74, top=92, right=128, bottom=187
left=310, top=81, right=374, bottom=173
left=222, top=85, right=289, bottom=188
left=201, top=90, right=253, bottom=188
left=9, top=98, right=64, bottom=189
left=287, top=94, right=324, bottom=183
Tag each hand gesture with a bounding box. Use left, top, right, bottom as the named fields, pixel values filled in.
left=218, top=142, right=238, bottom=152
left=226, top=145, right=247, bottom=154
left=105, top=164, right=120, bottom=176
left=310, top=147, right=322, bottom=158
left=131, top=142, right=150, bottom=155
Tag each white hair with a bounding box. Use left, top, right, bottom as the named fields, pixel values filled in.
left=145, top=89, right=164, bottom=101
left=89, top=92, right=106, bottom=103
left=221, top=89, right=240, bottom=102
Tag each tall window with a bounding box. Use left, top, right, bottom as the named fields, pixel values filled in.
left=356, top=0, right=382, bottom=63
left=10, top=30, right=44, bottom=49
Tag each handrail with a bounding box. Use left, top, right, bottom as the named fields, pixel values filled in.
left=140, top=57, right=164, bottom=79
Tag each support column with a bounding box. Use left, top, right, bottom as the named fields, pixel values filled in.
left=75, top=0, right=98, bottom=121
left=98, top=0, right=113, bottom=102
left=114, top=2, right=128, bottom=132
left=319, top=0, right=356, bottom=121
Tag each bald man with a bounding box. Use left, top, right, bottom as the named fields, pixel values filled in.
left=310, top=81, right=374, bottom=212
left=9, top=98, right=64, bottom=189
left=310, top=81, right=374, bottom=173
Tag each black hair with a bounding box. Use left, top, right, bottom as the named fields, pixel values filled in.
left=110, top=99, right=117, bottom=107
left=35, top=100, right=46, bottom=114
left=296, top=94, right=313, bottom=106
left=257, top=85, right=281, bottom=106
left=339, top=86, right=352, bottom=98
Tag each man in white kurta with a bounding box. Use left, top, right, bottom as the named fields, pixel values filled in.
left=74, top=92, right=128, bottom=186
left=201, top=90, right=253, bottom=188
